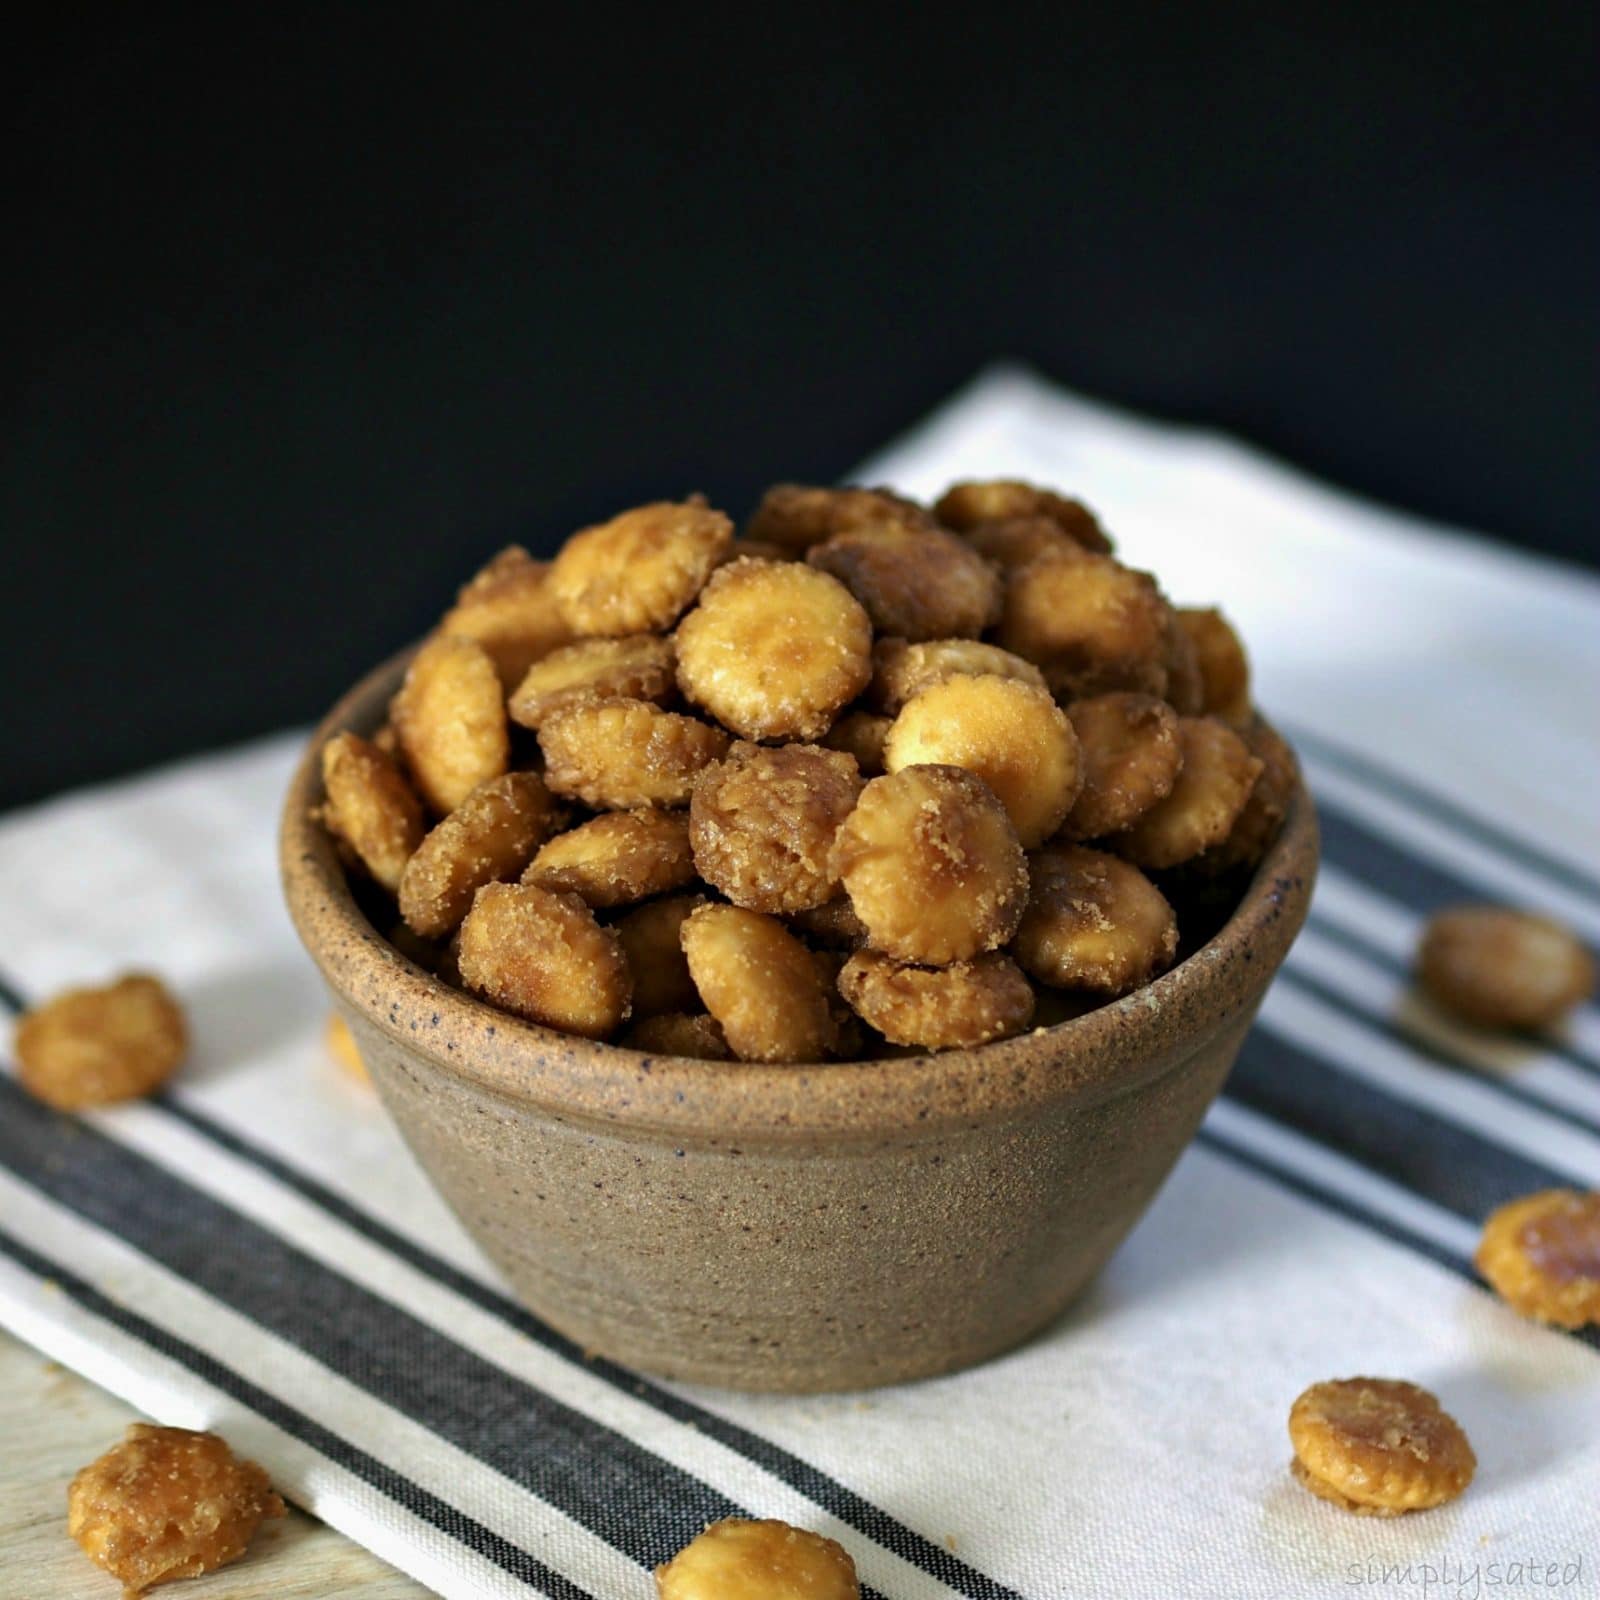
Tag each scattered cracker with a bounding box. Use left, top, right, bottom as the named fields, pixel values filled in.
left=1417, top=906, right=1596, bottom=1031
left=16, top=974, right=187, bottom=1111
left=1476, top=1188, right=1600, bottom=1328
left=68, top=1424, right=285, bottom=1595
left=1288, top=1378, right=1475, bottom=1516
left=656, top=1517, right=859, bottom=1600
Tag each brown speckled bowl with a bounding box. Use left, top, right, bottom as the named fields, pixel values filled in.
left=281, top=651, right=1318, bottom=1392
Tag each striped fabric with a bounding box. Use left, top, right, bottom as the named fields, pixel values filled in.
left=2, top=369, right=1595, bottom=1597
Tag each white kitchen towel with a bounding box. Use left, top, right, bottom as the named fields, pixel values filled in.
left=1, top=365, right=1596, bottom=1600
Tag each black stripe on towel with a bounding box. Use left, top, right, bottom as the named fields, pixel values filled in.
left=1275, top=965, right=1600, bottom=1139
left=0, top=1221, right=596, bottom=1600
left=1226, top=1028, right=1581, bottom=1222
left=1194, top=1127, right=1469, bottom=1280
left=1316, top=803, right=1527, bottom=923
left=0, top=968, right=26, bottom=1014
left=1199, top=1103, right=1600, bottom=1357
left=0, top=1071, right=1031, bottom=1600
left=1288, top=721, right=1600, bottom=907
left=1301, top=915, right=1599, bottom=1082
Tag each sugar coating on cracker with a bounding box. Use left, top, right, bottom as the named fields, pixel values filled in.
left=538, top=699, right=730, bottom=810
left=392, top=633, right=510, bottom=814
left=399, top=771, right=558, bottom=938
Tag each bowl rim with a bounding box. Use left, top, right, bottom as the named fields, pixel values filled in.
left=281, top=646, right=1319, bottom=1139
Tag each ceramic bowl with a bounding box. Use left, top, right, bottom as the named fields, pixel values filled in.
left=281, top=650, right=1317, bottom=1392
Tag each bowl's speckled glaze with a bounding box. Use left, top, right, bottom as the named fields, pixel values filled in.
left=281, top=649, right=1318, bottom=1392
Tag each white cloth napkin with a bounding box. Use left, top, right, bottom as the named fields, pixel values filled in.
left=2, top=366, right=1596, bottom=1600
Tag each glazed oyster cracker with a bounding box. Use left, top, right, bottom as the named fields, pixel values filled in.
left=16, top=974, right=187, bottom=1111
left=690, top=742, right=862, bottom=913
left=675, top=558, right=872, bottom=739
left=69, top=1425, right=285, bottom=1594
left=1476, top=1188, right=1600, bottom=1328
left=1288, top=1378, right=1475, bottom=1516
left=524, top=808, right=695, bottom=907
left=1417, top=905, right=1595, bottom=1030
left=656, top=1517, right=859, bottom=1600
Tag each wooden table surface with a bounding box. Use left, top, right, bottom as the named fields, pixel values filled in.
left=0, top=1327, right=429, bottom=1599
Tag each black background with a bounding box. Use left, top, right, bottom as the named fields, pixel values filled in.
left=5, top=5, right=1596, bottom=811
